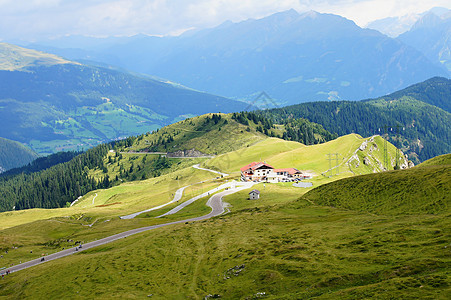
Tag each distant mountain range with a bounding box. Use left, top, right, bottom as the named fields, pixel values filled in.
left=0, top=43, right=249, bottom=154
left=366, top=7, right=450, bottom=37
left=366, top=7, right=450, bottom=72
left=23, top=9, right=449, bottom=105
left=398, top=10, right=451, bottom=72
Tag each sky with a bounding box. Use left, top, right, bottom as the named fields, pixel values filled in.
left=0, top=0, right=449, bottom=41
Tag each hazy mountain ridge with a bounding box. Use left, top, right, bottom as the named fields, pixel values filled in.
left=0, top=137, right=38, bottom=172
left=366, top=7, right=450, bottom=37
left=0, top=43, right=249, bottom=154
left=398, top=9, right=451, bottom=71
left=0, top=42, right=76, bottom=71
left=22, top=10, right=449, bottom=104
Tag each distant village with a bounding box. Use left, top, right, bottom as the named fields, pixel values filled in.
left=240, top=161, right=308, bottom=183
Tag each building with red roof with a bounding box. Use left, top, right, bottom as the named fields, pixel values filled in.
left=240, top=161, right=274, bottom=181
left=241, top=162, right=304, bottom=182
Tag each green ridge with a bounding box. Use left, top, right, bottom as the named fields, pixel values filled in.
left=419, top=153, right=451, bottom=167
left=0, top=137, right=38, bottom=171
left=302, top=164, right=450, bottom=215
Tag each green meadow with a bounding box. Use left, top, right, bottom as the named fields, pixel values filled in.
left=0, top=130, right=447, bottom=299
left=0, top=176, right=448, bottom=299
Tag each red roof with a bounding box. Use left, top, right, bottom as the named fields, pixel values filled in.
left=273, top=168, right=302, bottom=175
left=240, top=161, right=274, bottom=172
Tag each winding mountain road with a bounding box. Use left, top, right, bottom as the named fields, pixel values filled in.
left=120, top=164, right=229, bottom=219
left=6, top=185, right=249, bottom=274
left=157, top=181, right=253, bottom=217
left=193, top=164, right=229, bottom=177
left=119, top=186, right=188, bottom=219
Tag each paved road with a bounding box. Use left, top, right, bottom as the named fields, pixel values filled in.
left=92, top=193, right=98, bottom=205
left=6, top=184, right=252, bottom=274
left=157, top=181, right=254, bottom=217
left=120, top=165, right=229, bottom=219
left=119, top=186, right=188, bottom=219
left=193, top=164, right=229, bottom=177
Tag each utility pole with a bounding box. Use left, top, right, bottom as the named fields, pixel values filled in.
left=383, top=125, right=389, bottom=171
left=394, top=124, right=402, bottom=169
left=335, top=153, right=340, bottom=175
left=327, top=153, right=333, bottom=177
left=326, top=153, right=340, bottom=177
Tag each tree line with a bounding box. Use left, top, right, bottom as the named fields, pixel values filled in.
left=0, top=144, right=111, bottom=212
left=257, top=99, right=450, bottom=162
left=232, top=111, right=337, bottom=145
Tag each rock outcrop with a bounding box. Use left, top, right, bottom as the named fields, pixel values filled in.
left=167, top=149, right=211, bottom=158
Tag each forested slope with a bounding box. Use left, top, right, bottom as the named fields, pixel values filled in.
left=0, top=144, right=110, bottom=211
left=381, top=77, right=451, bottom=113
left=0, top=113, right=338, bottom=212
left=0, top=137, right=38, bottom=172
left=259, top=94, right=450, bottom=163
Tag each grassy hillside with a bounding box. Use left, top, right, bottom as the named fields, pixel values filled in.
left=0, top=127, right=402, bottom=226
left=301, top=162, right=450, bottom=215
left=0, top=137, right=38, bottom=172
left=204, top=134, right=405, bottom=180
left=419, top=153, right=451, bottom=167
left=0, top=113, right=338, bottom=212
left=0, top=176, right=448, bottom=298
left=0, top=131, right=446, bottom=298
left=127, top=113, right=267, bottom=155
left=126, top=112, right=338, bottom=155
left=0, top=42, right=74, bottom=71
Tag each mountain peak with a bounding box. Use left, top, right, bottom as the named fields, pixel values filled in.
left=411, top=11, right=443, bottom=30
left=428, top=7, right=451, bottom=17
left=263, top=8, right=300, bottom=24
left=276, top=8, right=299, bottom=18
left=302, top=10, right=319, bottom=18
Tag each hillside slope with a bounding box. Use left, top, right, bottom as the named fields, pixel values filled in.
left=0, top=144, right=446, bottom=299
left=0, top=137, right=38, bottom=172
left=0, top=113, right=339, bottom=212
left=419, top=153, right=451, bottom=167
left=302, top=160, right=450, bottom=215
left=0, top=42, right=74, bottom=71
left=0, top=43, right=248, bottom=154
left=127, top=113, right=267, bottom=155
left=381, top=77, right=451, bottom=113
left=259, top=78, right=451, bottom=162
left=205, top=134, right=404, bottom=179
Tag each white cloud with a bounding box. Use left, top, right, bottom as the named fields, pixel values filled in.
left=0, top=0, right=449, bottom=41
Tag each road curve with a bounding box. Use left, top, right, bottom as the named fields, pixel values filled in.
left=6, top=185, right=250, bottom=274
left=119, top=186, right=188, bottom=219
left=193, top=164, right=229, bottom=177
left=157, top=181, right=253, bottom=217
left=120, top=165, right=229, bottom=219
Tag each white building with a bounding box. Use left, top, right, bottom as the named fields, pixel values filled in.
left=241, top=162, right=304, bottom=183
left=249, top=189, right=260, bottom=200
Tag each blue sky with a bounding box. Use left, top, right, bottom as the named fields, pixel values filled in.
left=0, top=0, right=449, bottom=41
